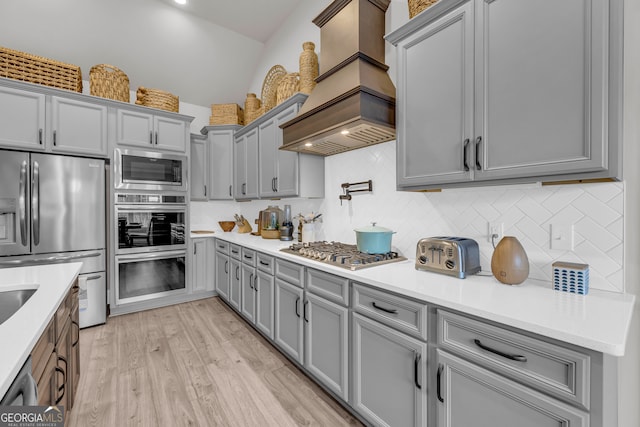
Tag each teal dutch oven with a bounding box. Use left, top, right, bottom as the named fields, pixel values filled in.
left=355, top=223, right=396, bottom=254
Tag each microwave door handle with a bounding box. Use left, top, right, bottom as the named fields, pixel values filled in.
left=19, top=160, right=28, bottom=246
left=32, top=160, right=40, bottom=246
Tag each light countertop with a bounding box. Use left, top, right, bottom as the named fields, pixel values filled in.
left=211, top=232, right=635, bottom=357
left=0, top=262, right=81, bottom=398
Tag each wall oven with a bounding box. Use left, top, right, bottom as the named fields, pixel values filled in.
left=114, top=148, right=187, bottom=192
left=114, top=193, right=187, bottom=305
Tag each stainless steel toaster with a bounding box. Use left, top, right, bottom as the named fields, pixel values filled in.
left=415, top=237, right=481, bottom=279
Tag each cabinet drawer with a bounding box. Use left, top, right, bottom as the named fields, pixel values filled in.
left=307, top=268, right=349, bottom=306
left=352, top=283, right=428, bottom=341
left=241, top=248, right=256, bottom=266
left=214, top=239, right=229, bottom=254
left=437, top=309, right=590, bottom=408
left=229, top=243, right=241, bottom=260
left=275, top=258, right=304, bottom=288
left=256, top=253, right=275, bottom=274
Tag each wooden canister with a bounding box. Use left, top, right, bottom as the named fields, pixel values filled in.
left=299, top=41, right=318, bottom=94
left=491, top=236, right=529, bottom=285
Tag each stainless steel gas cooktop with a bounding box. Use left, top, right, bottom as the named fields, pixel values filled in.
left=280, top=241, right=407, bottom=271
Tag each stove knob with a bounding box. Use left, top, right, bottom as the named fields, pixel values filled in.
left=445, top=259, right=455, bottom=269
left=419, top=255, right=428, bottom=264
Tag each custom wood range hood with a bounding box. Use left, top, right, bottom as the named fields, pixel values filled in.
left=279, top=0, right=396, bottom=156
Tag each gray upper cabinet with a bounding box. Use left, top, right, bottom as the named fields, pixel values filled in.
left=115, top=108, right=188, bottom=153
left=234, top=127, right=259, bottom=200
left=388, top=0, right=622, bottom=189
left=205, top=125, right=240, bottom=200
left=259, top=102, right=300, bottom=198
left=190, top=133, right=208, bottom=201
left=0, top=84, right=107, bottom=156
left=0, top=85, right=45, bottom=151
left=436, top=350, right=588, bottom=427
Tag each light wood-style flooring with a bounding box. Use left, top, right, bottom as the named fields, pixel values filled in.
left=67, top=297, right=363, bottom=427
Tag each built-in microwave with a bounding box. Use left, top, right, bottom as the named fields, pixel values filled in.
left=114, top=148, right=187, bottom=191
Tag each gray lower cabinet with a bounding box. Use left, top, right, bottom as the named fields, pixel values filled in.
left=214, top=250, right=229, bottom=301
left=240, top=263, right=256, bottom=322
left=189, top=238, right=209, bottom=293
left=274, top=278, right=304, bottom=364
left=304, top=292, right=349, bottom=401
left=352, top=312, right=427, bottom=427
left=255, top=269, right=275, bottom=340
left=229, top=258, right=241, bottom=311
left=388, top=0, right=621, bottom=189
left=436, top=350, right=588, bottom=427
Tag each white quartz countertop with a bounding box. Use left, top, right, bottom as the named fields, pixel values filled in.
left=0, top=262, right=81, bottom=398
left=211, top=232, right=635, bottom=357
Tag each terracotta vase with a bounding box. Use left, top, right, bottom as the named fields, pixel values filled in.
left=491, top=236, right=529, bottom=285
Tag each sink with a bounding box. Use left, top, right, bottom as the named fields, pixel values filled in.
left=0, top=288, right=37, bottom=325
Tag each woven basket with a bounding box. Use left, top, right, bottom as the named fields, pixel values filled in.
left=90, top=64, right=129, bottom=102
left=276, top=73, right=299, bottom=105
left=244, top=93, right=262, bottom=124
left=135, top=87, right=179, bottom=112
left=261, top=65, right=287, bottom=113
left=408, top=0, right=438, bottom=18
left=210, top=103, right=244, bottom=125
left=0, top=46, right=82, bottom=92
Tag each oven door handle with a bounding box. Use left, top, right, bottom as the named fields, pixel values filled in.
left=115, top=205, right=186, bottom=212
left=116, top=250, right=186, bottom=261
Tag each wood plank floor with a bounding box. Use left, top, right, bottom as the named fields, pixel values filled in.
left=67, top=297, right=363, bottom=427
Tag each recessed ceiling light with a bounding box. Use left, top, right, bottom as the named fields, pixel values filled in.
left=304, top=142, right=313, bottom=147
left=174, top=0, right=187, bottom=5
left=340, top=130, right=349, bottom=135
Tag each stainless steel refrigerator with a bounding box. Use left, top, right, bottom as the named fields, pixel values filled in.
left=0, top=150, right=107, bottom=328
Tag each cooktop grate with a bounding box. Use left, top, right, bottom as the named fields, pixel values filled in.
left=280, top=241, right=407, bottom=271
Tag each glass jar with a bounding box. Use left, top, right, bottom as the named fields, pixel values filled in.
left=261, top=205, right=283, bottom=231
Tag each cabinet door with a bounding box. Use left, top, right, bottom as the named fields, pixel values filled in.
left=190, top=135, right=208, bottom=201
left=55, top=317, right=71, bottom=410
left=396, top=2, right=474, bottom=187
left=50, top=96, right=108, bottom=156
left=436, top=350, right=588, bottom=427
left=191, top=239, right=207, bottom=293
left=229, top=258, right=241, bottom=311
left=0, top=86, right=45, bottom=150
left=255, top=270, right=275, bottom=340
left=240, top=264, right=256, bottom=322
left=244, top=128, right=260, bottom=199
left=352, top=313, right=427, bottom=427
left=304, top=293, right=349, bottom=401
left=258, top=118, right=278, bottom=197
left=154, top=115, right=187, bottom=152
left=274, top=104, right=300, bottom=196
left=115, top=109, right=154, bottom=147
left=215, top=252, right=230, bottom=301
left=208, top=128, right=235, bottom=199
left=474, top=0, right=608, bottom=180
left=274, top=278, right=304, bottom=364
left=69, top=284, right=80, bottom=408
left=234, top=129, right=259, bottom=200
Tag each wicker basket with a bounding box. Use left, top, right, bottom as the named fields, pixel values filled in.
left=261, top=65, right=287, bottom=112
left=135, top=87, right=179, bottom=112
left=244, top=93, right=262, bottom=124
left=408, top=0, right=439, bottom=18
left=90, top=64, right=129, bottom=102
left=210, top=103, right=244, bottom=125
left=0, top=46, right=82, bottom=92
left=276, top=73, right=300, bottom=104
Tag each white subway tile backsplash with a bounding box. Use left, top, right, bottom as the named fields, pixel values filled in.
left=194, top=140, right=625, bottom=293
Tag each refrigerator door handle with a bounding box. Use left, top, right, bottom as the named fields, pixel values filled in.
left=31, top=160, right=40, bottom=246
left=0, top=251, right=101, bottom=266
left=19, top=160, right=28, bottom=246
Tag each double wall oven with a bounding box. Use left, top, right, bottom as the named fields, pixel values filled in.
left=113, top=148, right=188, bottom=306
